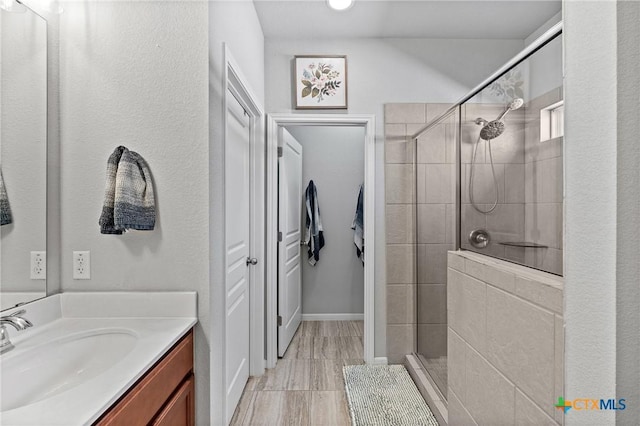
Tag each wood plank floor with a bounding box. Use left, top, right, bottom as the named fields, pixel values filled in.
left=230, top=320, right=364, bottom=426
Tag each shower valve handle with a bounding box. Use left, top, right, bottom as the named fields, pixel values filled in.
left=469, top=229, right=490, bottom=249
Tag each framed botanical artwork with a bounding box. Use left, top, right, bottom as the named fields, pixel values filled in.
left=294, top=55, right=348, bottom=110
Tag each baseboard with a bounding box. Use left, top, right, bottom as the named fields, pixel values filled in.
left=372, top=357, right=388, bottom=365
left=301, top=313, right=364, bottom=321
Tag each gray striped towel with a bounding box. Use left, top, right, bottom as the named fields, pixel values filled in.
left=0, top=168, right=13, bottom=226
left=99, top=146, right=155, bottom=234
left=304, top=180, right=325, bottom=266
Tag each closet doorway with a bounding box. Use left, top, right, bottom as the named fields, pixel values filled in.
left=266, top=114, right=376, bottom=368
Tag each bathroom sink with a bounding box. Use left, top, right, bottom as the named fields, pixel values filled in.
left=0, top=328, right=137, bottom=412
left=0, top=293, right=196, bottom=425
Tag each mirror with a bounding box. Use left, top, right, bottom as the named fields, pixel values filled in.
left=0, top=6, right=48, bottom=310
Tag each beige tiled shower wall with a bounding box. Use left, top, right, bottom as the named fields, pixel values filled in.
left=524, top=88, right=564, bottom=275
left=384, top=103, right=456, bottom=364
left=460, top=90, right=564, bottom=276
left=447, top=250, right=564, bottom=425
left=461, top=103, right=527, bottom=264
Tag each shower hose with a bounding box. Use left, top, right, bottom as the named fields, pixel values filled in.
left=469, top=134, right=499, bottom=214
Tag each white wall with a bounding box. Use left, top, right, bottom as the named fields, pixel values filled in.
left=265, top=37, right=524, bottom=356
left=58, top=1, right=210, bottom=423
left=564, top=2, right=617, bottom=424
left=0, top=10, right=47, bottom=295
left=208, top=1, right=265, bottom=424
left=286, top=125, right=365, bottom=316
left=616, top=3, right=640, bottom=423
left=565, top=1, right=640, bottom=424
left=59, top=1, right=266, bottom=424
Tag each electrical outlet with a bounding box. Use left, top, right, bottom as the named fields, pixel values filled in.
left=30, top=251, right=46, bottom=280
left=73, top=251, right=91, bottom=280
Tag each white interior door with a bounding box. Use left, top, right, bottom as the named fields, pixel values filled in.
left=277, top=129, right=303, bottom=357
left=225, top=90, right=251, bottom=423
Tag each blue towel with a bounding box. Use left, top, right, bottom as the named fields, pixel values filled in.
left=304, top=180, right=325, bottom=265
left=351, top=184, right=364, bottom=264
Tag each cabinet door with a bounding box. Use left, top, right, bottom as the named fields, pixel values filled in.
left=152, top=375, right=195, bottom=426
left=96, top=331, right=194, bottom=426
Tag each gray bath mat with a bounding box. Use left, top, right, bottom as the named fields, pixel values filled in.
left=343, top=364, right=439, bottom=426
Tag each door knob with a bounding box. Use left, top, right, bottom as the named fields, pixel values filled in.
left=246, top=257, right=258, bottom=266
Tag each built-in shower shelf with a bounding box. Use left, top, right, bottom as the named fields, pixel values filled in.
left=499, top=241, right=548, bottom=249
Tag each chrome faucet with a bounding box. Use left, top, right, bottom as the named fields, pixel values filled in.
left=0, top=310, right=33, bottom=354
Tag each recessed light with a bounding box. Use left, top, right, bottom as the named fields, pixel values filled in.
left=327, top=0, right=353, bottom=11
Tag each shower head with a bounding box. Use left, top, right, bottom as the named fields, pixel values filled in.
left=508, top=98, right=524, bottom=111
left=496, top=98, right=524, bottom=121
left=476, top=98, right=524, bottom=140
left=479, top=120, right=505, bottom=140
left=478, top=97, right=525, bottom=139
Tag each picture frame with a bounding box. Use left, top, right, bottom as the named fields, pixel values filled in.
left=294, top=55, right=348, bottom=110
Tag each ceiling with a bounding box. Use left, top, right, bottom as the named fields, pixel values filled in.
left=254, top=0, right=561, bottom=39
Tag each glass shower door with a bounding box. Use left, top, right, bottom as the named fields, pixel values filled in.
left=412, top=30, right=563, bottom=405
left=460, top=35, right=564, bottom=276
left=414, top=106, right=459, bottom=398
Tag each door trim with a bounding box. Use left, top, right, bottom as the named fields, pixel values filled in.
left=277, top=130, right=303, bottom=357
left=220, top=44, right=265, bottom=424
left=266, top=113, right=376, bottom=367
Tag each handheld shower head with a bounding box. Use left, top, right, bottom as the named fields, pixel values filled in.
left=471, top=97, right=524, bottom=213
left=477, top=98, right=524, bottom=140
left=496, top=98, right=524, bottom=121
left=508, top=98, right=524, bottom=111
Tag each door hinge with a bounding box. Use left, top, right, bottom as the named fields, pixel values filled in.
left=278, top=231, right=283, bottom=242
left=277, top=315, right=283, bottom=326
left=277, top=147, right=283, bottom=157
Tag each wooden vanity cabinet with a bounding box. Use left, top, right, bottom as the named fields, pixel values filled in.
left=151, top=374, right=195, bottom=426
left=95, top=329, right=195, bottom=426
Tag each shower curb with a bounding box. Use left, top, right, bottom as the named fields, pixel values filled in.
left=404, top=354, right=448, bottom=425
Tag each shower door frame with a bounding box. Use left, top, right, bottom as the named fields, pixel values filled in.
left=408, top=104, right=462, bottom=405
left=409, top=21, right=564, bottom=404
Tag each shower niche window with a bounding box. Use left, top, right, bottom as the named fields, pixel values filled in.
left=461, top=34, right=564, bottom=276
left=541, top=100, right=564, bottom=140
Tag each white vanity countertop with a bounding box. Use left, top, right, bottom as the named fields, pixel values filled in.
left=0, top=292, right=197, bottom=426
